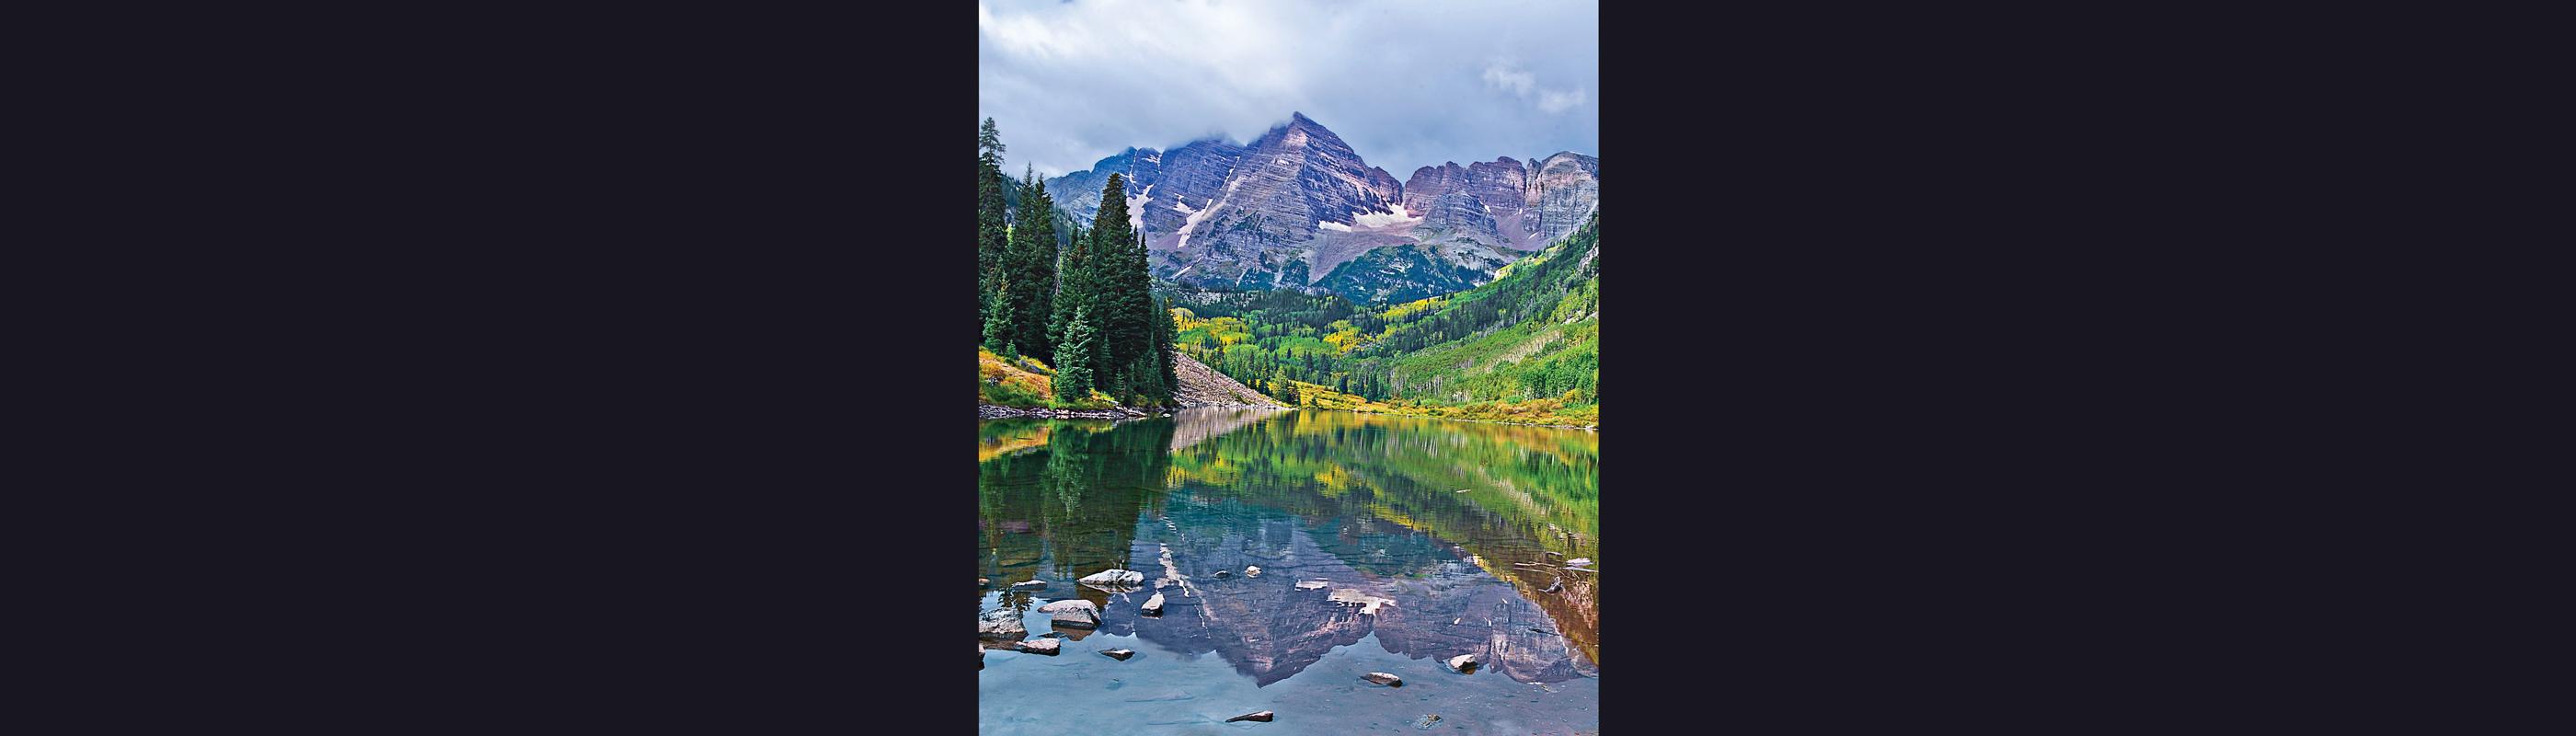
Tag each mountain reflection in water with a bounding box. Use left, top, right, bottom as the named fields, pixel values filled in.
left=981, top=407, right=1596, bottom=690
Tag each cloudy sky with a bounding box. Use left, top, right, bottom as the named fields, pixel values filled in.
left=979, top=0, right=1598, bottom=179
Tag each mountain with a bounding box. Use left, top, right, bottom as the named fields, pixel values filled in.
left=1046, top=113, right=1598, bottom=304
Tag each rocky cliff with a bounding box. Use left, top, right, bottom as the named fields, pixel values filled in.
left=1045, top=113, right=1597, bottom=304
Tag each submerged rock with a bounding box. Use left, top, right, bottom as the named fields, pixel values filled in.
left=1141, top=592, right=1165, bottom=615
left=1038, top=599, right=1101, bottom=628
left=1100, top=649, right=1135, bottom=661
left=1363, top=672, right=1404, bottom=686
left=1447, top=654, right=1478, bottom=673
left=1079, top=569, right=1145, bottom=585
left=1225, top=711, right=1274, bottom=723
left=977, top=608, right=1026, bottom=640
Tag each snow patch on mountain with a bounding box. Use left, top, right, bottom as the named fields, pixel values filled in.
left=1317, top=221, right=1352, bottom=232
left=1351, top=204, right=1420, bottom=229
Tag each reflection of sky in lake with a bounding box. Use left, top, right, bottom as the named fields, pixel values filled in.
left=981, top=408, right=1598, bottom=735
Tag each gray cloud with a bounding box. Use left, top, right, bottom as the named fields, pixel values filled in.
left=978, top=0, right=1598, bottom=178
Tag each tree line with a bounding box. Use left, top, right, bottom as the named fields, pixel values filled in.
left=979, top=119, right=1179, bottom=406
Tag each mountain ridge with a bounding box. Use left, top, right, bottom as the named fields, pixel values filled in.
left=1044, top=113, right=1598, bottom=304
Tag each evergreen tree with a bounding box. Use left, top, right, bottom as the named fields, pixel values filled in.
left=1052, top=306, right=1098, bottom=400
left=983, top=283, right=1014, bottom=355
left=1049, top=222, right=1088, bottom=354
left=976, top=118, right=1009, bottom=339
left=1152, top=295, right=1179, bottom=402
left=1006, top=166, right=1058, bottom=359
left=1084, top=175, right=1134, bottom=386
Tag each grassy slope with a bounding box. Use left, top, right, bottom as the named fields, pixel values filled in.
left=977, top=348, right=1117, bottom=410
left=1236, top=213, right=1600, bottom=427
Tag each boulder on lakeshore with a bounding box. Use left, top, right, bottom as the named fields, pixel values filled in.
left=1363, top=672, right=1404, bottom=686
left=1037, top=599, right=1101, bottom=628
left=1225, top=711, right=1274, bottom=723
left=978, top=608, right=1026, bottom=640
left=1141, top=592, right=1166, bottom=615
left=1100, top=649, right=1135, bottom=661
left=1078, top=569, right=1145, bottom=585
left=1447, top=654, right=1478, bottom=673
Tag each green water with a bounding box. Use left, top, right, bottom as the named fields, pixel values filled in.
left=979, top=408, right=1599, bottom=734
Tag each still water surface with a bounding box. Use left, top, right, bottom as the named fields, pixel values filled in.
left=978, top=408, right=1598, bottom=734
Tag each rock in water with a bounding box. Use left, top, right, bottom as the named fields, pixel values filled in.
left=1363, top=672, right=1404, bottom=686
left=1245, top=565, right=1261, bottom=577
left=979, top=577, right=991, bottom=586
left=1225, top=711, right=1274, bottom=723
left=1295, top=581, right=1329, bottom=591
left=1447, top=654, right=1478, bottom=673
left=1011, top=638, right=1060, bottom=655
left=1079, top=569, right=1145, bottom=585
left=977, top=608, right=1026, bottom=640
left=1037, top=599, right=1101, bottom=628
left=979, top=644, right=985, bottom=667
left=1010, top=580, right=1048, bottom=590
left=1213, top=570, right=1232, bottom=579
left=1100, top=649, right=1135, bottom=661
left=1141, top=592, right=1166, bottom=615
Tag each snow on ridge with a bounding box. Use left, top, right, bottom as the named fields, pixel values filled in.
left=1173, top=201, right=1196, bottom=214
left=1351, top=203, right=1420, bottom=229
left=1317, top=221, right=1352, bottom=232
left=1176, top=201, right=1219, bottom=249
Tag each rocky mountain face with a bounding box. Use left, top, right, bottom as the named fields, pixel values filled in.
left=1046, top=113, right=1598, bottom=304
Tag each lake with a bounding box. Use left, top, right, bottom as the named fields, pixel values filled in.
left=978, top=407, right=1599, bottom=734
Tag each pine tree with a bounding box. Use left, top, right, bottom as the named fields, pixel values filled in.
left=1084, top=175, right=1134, bottom=388
left=1052, top=306, right=1098, bottom=400
left=983, top=283, right=1014, bottom=355
left=1006, top=166, right=1058, bottom=359
left=976, top=119, right=1009, bottom=340
left=1152, top=295, right=1179, bottom=403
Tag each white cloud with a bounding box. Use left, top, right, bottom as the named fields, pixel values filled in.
left=1538, top=87, right=1587, bottom=113
left=979, top=0, right=1598, bottom=178
left=1483, top=63, right=1537, bottom=98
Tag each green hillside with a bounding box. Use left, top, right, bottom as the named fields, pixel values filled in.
left=1171, top=211, right=1600, bottom=426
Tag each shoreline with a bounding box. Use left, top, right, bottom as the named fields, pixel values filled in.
left=976, top=403, right=1593, bottom=431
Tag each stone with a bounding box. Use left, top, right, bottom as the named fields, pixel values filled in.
left=1100, top=649, right=1135, bottom=661
left=1079, top=569, right=1145, bottom=585
left=1141, top=592, right=1166, bottom=616
left=1295, top=581, right=1329, bottom=591
left=1447, top=654, right=1478, bottom=673
left=980, top=644, right=985, bottom=666
left=1010, top=580, right=1048, bottom=590
left=978, top=608, right=1026, bottom=641
left=1542, top=551, right=1561, bottom=558
left=1363, top=672, right=1404, bottom=686
left=1245, top=565, right=1261, bottom=577
left=1225, top=711, right=1274, bottom=723
left=979, top=577, right=991, bottom=586
left=1213, top=569, right=1232, bottom=579
left=1038, top=599, right=1100, bottom=629
left=1564, top=558, right=1592, bottom=567
left=1011, top=638, right=1060, bottom=655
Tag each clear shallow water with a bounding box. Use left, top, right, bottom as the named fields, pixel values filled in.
left=979, top=408, right=1599, bottom=734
